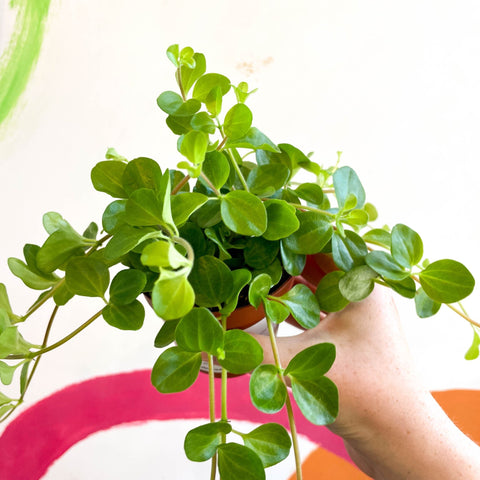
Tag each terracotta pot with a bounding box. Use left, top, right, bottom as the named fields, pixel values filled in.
left=298, top=253, right=337, bottom=291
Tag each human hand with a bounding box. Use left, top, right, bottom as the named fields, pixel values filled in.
left=252, top=286, right=480, bottom=479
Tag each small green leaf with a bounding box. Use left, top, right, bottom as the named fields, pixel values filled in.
left=105, top=147, right=127, bottom=162
left=331, top=230, right=368, bottom=271
left=242, top=424, right=291, bottom=468
left=315, top=271, right=349, bottom=312
left=217, top=443, right=266, bottom=480
left=19, top=361, right=30, bottom=394
left=283, top=212, right=333, bottom=255
left=192, top=73, right=231, bottom=103
left=175, top=308, right=223, bottom=354
left=151, top=275, right=195, bottom=321
left=221, top=191, right=267, bottom=236
left=65, top=257, right=109, bottom=298
left=338, top=265, right=378, bottom=302
left=291, top=376, right=338, bottom=425
left=180, top=130, right=209, bottom=165
left=249, top=364, right=286, bottom=414
left=109, top=269, right=146, bottom=305
left=280, top=243, right=306, bottom=276
left=275, top=284, right=321, bottom=329
left=244, top=238, right=279, bottom=270
left=191, top=112, right=216, bottom=134
left=103, top=300, right=145, bottom=330
left=172, top=192, right=208, bottom=226
left=247, top=164, right=290, bottom=197
left=419, top=259, right=475, bottom=304
left=91, top=161, right=127, bottom=198
left=391, top=224, right=423, bottom=269
left=285, top=343, right=335, bottom=380
left=415, top=287, right=441, bottom=318
left=7, top=257, right=58, bottom=290
left=366, top=251, right=410, bottom=281
left=263, top=200, right=299, bottom=241
left=224, top=103, right=253, bottom=139
left=225, top=127, right=280, bottom=153
left=263, top=298, right=290, bottom=323
left=154, top=319, right=179, bottom=348
left=201, top=151, right=230, bottom=190
left=191, top=198, right=222, bottom=228
left=166, top=44, right=179, bottom=66
left=102, top=199, right=127, bottom=233
left=184, top=421, right=232, bottom=462
left=125, top=188, right=165, bottom=227
left=122, top=157, right=163, bottom=195
left=385, top=276, right=417, bottom=299
left=180, top=52, right=206, bottom=95
left=104, top=225, right=158, bottom=260
left=295, top=183, right=324, bottom=205
left=218, top=330, right=263, bottom=375
left=188, top=255, right=233, bottom=308
left=141, top=240, right=189, bottom=269
left=221, top=269, right=252, bottom=316
left=151, top=346, right=201, bottom=393
left=0, top=285, right=19, bottom=323
left=362, top=228, right=391, bottom=249
left=157, top=91, right=201, bottom=116
left=465, top=328, right=480, bottom=360
left=0, top=360, right=18, bottom=385
left=248, top=274, right=272, bottom=308
left=333, top=166, right=366, bottom=209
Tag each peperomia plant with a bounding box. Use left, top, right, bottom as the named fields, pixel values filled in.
left=0, top=44, right=478, bottom=479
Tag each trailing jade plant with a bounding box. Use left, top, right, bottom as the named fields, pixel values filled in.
left=0, top=44, right=478, bottom=479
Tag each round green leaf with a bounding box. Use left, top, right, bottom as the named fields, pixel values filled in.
left=0, top=360, right=18, bottom=385
left=338, top=265, right=378, bottom=302
left=103, top=300, right=145, bottom=330
left=385, top=276, right=417, bottom=299
left=225, top=127, right=280, bottom=153
left=224, top=103, right=253, bottom=139
left=244, top=238, right=279, bottom=270
left=125, top=189, right=165, bottom=227
left=280, top=242, right=306, bottom=276
left=218, top=330, right=263, bottom=375
left=391, top=223, right=423, bottom=269
left=284, top=343, right=336, bottom=380
left=332, top=166, right=365, bottom=209
left=171, top=192, right=208, bottom=226
left=7, top=257, right=58, bottom=290
left=291, top=376, right=338, bottom=425
left=151, top=346, right=201, bottom=393
left=179, top=130, right=209, bottom=165
left=315, top=271, right=349, bottom=312
left=65, top=257, right=110, bottom=298
left=366, top=251, right=410, bottom=281
left=220, top=269, right=252, bottom=316
left=175, top=307, right=223, bottom=354
left=151, top=275, right=195, bottom=320
left=184, top=421, right=232, bottom=462
left=276, top=284, right=321, bottom=329
left=102, top=200, right=127, bottom=233
left=121, top=157, right=163, bottom=195
left=141, top=240, right=189, bottom=269
left=217, top=443, right=266, bottom=480
left=221, top=190, right=267, bottom=236
left=154, top=319, right=179, bottom=348
left=201, top=151, right=230, bottom=190
left=109, top=269, right=147, bottom=305
left=91, top=161, right=127, bottom=198
left=192, top=73, right=231, bottom=103
left=283, top=212, right=333, bottom=255
left=263, top=200, right=299, bottom=241
left=249, top=364, right=287, bottom=413
left=243, top=424, right=292, bottom=468
left=248, top=273, right=272, bottom=308
left=419, top=259, right=475, bottom=304
left=263, top=297, right=290, bottom=323
left=191, top=112, right=216, bottom=134
left=415, top=287, right=441, bottom=318
left=188, top=255, right=234, bottom=308
left=331, top=230, right=368, bottom=272
left=295, top=183, right=324, bottom=205
left=246, top=164, right=290, bottom=197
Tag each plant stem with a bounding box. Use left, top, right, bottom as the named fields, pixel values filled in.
left=208, top=354, right=217, bottom=480
left=225, top=149, right=250, bottom=192
left=200, top=172, right=222, bottom=197
left=176, top=68, right=186, bottom=101
left=290, top=203, right=335, bottom=218
left=220, top=315, right=228, bottom=452
left=266, top=317, right=303, bottom=480
left=21, top=279, right=65, bottom=322
left=1, top=304, right=59, bottom=423
left=172, top=174, right=191, bottom=195
left=29, top=309, right=103, bottom=359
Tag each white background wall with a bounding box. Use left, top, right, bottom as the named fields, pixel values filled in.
left=1, top=1, right=479, bottom=478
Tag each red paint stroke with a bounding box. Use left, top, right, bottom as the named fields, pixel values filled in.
left=0, top=370, right=348, bottom=480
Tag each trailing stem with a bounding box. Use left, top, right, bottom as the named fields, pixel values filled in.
left=266, top=318, right=303, bottom=480
left=208, top=354, right=217, bottom=480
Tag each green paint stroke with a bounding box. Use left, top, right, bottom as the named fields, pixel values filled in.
left=0, top=0, right=51, bottom=127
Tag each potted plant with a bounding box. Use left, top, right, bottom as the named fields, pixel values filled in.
left=0, top=44, right=478, bottom=480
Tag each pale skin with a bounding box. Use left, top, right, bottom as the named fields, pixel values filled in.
left=253, top=286, right=480, bottom=479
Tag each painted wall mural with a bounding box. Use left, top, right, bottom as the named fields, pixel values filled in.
left=1, top=1, right=479, bottom=478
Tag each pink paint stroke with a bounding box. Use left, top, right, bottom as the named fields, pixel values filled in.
left=0, top=370, right=348, bottom=479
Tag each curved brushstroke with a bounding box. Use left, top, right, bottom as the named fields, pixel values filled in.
left=0, top=370, right=349, bottom=479
left=0, top=0, right=51, bottom=128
